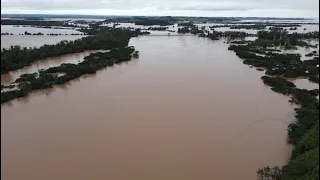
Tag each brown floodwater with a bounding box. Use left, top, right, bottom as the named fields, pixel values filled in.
left=2, top=35, right=295, bottom=180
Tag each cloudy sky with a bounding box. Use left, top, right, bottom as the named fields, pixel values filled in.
left=1, top=0, right=319, bottom=18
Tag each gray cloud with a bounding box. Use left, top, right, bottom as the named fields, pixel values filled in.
left=1, top=0, right=319, bottom=17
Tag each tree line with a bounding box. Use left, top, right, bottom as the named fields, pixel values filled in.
left=1, top=19, right=74, bottom=27
left=1, top=31, right=84, bottom=36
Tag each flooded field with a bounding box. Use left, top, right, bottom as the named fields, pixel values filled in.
left=1, top=35, right=296, bottom=180
left=1, top=25, right=86, bottom=48
left=1, top=35, right=86, bottom=48
left=1, top=25, right=83, bottom=34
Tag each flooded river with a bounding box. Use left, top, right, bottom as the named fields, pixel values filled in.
left=2, top=35, right=296, bottom=180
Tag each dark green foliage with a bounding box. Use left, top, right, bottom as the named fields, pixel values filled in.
left=15, top=73, right=38, bottom=82
left=308, top=76, right=319, bottom=84
left=230, top=40, right=254, bottom=44
left=1, top=19, right=74, bottom=27
left=291, top=122, right=319, bottom=159
left=176, top=22, right=254, bottom=39
left=261, top=76, right=296, bottom=88
left=177, top=24, right=204, bottom=35
left=228, top=41, right=319, bottom=81
left=229, top=24, right=267, bottom=30
left=281, top=148, right=319, bottom=180
left=257, top=166, right=282, bottom=180
left=287, top=108, right=319, bottom=145
left=146, top=27, right=168, bottom=31
left=266, top=67, right=286, bottom=76
left=257, top=30, right=319, bottom=40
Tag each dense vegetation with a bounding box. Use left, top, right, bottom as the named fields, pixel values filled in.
left=228, top=39, right=319, bottom=83
left=257, top=30, right=319, bottom=40
left=229, top=24, right=267, bottom=30
left=145, top=27, right=168, bottom=31
left=177, top=23, right=255, bottom=40
left=209, top=24, right=302, bottom=31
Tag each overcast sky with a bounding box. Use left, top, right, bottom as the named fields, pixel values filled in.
left=1, top=0, right=319, bottom=18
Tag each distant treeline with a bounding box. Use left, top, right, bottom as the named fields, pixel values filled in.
left=257, top=30, right=319, bottom=40
left=1, top=19, right=75, bottom=27
left=1, top=31, right=84, bottom=36
left=177, top=23, right=255, bottom=39
left=104, top=17, right=175, bottom=26
left=145, top=27, right=168, bottom=31
left=210, top=24, right=303, bottom=30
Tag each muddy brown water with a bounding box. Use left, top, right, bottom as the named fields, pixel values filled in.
left=2, top=35, right=297, bottom=180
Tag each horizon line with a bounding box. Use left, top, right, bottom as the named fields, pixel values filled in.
left=1, top=14, right=317, bottom=19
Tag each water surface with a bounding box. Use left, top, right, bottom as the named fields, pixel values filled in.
left=2, top=36, right=295, bottom=180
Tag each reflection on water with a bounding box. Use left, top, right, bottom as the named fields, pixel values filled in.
left=2, top=36, right=294, bottom=180
left=282, top=46, right=318, bottom=61
left=1, top=50, right=107, bottom=85
left=290, top=78, right=319, bottom=90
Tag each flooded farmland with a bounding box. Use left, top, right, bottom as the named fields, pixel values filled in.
left=1, top=25, right=86, bottom=48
